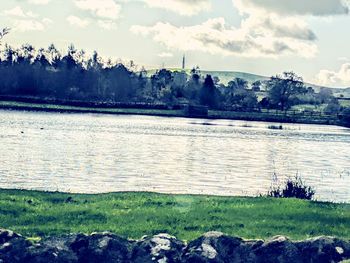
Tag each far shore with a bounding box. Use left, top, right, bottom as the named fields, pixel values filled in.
left=0, top=100, right=344, bottom=127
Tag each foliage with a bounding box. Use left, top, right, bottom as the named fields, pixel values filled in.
left=224, top=78, right=258, bottom=109
left=0, top=189, right=349, bottom=241
left=324, top=99, right=341, bottom=115
left=266, top=72, right=307, bottom=110
left=199, top=75, right=219, bottom=108
left=340, top=107, right=350, bottom=127
left=317, top=88, right=334, bottom=104
left=267, top=125, right=283, bottom=130
left=0, top=43, right=339, bottom=112
left=251, top=80, right=262, bottom=92
left=268, top=175, right=315, bottom=200
left=0, top=27, right=10, bottom=43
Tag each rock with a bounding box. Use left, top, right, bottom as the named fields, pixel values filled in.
left=24, top=235, right=79, bottom=263
left=0, top=229, right=31, bottom=263
left=1, top=229, right=350, bottom=263
left=295, top=236, right=350, bottom=263
left=253, top=235, right=302, bottom=263
left=131, top=233, right=185, bottom=263
left=0, top=230, right=20, bottom=244
left=70, top=232, right=131, bottom=263
left=182, top=231, right=260, bottom=263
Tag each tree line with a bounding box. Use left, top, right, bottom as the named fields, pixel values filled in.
left=0, top=43, right=342, bottom=110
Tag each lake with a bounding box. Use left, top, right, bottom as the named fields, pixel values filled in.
left=0, top=110, right=349, bottom=202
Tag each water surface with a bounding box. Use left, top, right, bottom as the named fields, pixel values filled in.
left=0, top=110, right=349, bottom=202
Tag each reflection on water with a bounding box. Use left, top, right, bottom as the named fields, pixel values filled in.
left=0, top=110, right=349, bottom=202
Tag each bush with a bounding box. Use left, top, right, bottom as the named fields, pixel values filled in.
left=268, top=125, right=283, bottom=130
left=340, top=107, right=350, bottom=127
left=324, top=99, right=341, bottom=115
left=268, top=175, right=315, bottom=200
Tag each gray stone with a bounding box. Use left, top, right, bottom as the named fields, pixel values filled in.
left=0, top=229, right=31, bottom=263
left=24, top=235, right=79, bottom=263
left=295, top=236, right=350, bottom=263
left=1, top=229, right=350, bottom=263
left=70, top=232, right=131, bottom=263
left=131, top=233, right=185, bottom=263
left=253, top=235, right=303, bottom=263
left=182, top=231, right=259, bottom=263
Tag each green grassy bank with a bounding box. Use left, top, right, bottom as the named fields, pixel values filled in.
left=0, top=189, right=349, bottom=241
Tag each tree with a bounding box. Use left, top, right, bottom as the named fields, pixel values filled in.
left=267, top=72, right=306, bottom=111
left=15, top=44, right=38, bottom=95
left=200, top=75, right=219, bottom=108
left=47, top=44, right=61, bottom=67
left=151, top=69, right=173, bottom=99
left=341, top=108, right=350, bottom=127
left=324, top=98, right=341, bottom=115
left=226, top=86, right=258, bottom=109
left=184, top=69, right=201, bottom=103
left=107, top=64, right=134, bottom=102
left=0, top=28, right=10, bottom=44
left=317, top=88, right=334, bottom=104
left=251, top=80, right=262, bottom=92
left=225, top=78, right=252, bottom=108
left=228, top=78, right=248, bottom=90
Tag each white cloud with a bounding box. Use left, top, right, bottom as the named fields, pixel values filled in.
left=4, top=6, right=51, bottom=32
left=42, top=18, right=53, bottom=25
left=67, top=15, right=90, bottom=28
left=338, top=57, right=350, bottom=62
left=139, top=0, right=211, bottom=16
left=131, top=17, right=317, bottom=58
left=3, top=6, right=37, bottom=18
left=158, top=52, right=174, bottom=58
left=97, top=20, right=117, bottom=30
left=74, top=0, right=121, bottom=20
left=132, top=0, right=350, bottom=58
left=28, top=0, right=51, bottom=5
left=13, top=19, right=46, bottom=32
left=316, top=63, right=350, bottom=87
left=234, top=0, right=349, bottom=16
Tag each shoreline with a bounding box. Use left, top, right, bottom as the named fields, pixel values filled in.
left=0, top=100, right=343, bottom=127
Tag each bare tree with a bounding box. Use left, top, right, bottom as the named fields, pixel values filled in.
left=0, top=27, right=10, bottom=43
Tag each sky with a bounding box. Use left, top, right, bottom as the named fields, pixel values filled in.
left=1, top=0, right=350, bottom=87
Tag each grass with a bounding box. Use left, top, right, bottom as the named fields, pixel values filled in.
left=0, top=189, right=350, bottom=242
left=339, top=99, right=350, bottom=107
left=290, top=104, right=326, bottom=112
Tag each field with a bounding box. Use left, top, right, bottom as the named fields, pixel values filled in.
left=0, top=189, right=349, bottom=241
left=340, top=99, right=350, bottom=107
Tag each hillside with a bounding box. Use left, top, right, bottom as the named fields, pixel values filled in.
left=146, top=68, right=350, bottom=98
left=146, top=68, right=268, bottom=85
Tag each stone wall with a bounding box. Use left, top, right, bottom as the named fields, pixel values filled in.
left=1, top=229, right=349, bottom=262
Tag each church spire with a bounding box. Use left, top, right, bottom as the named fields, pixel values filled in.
left=182, top=54, right=186, bottom=71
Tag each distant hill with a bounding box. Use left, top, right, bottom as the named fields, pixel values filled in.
left=146, top=68, right=268, bottom=85
left=146, top=68, right=350, bottom=98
